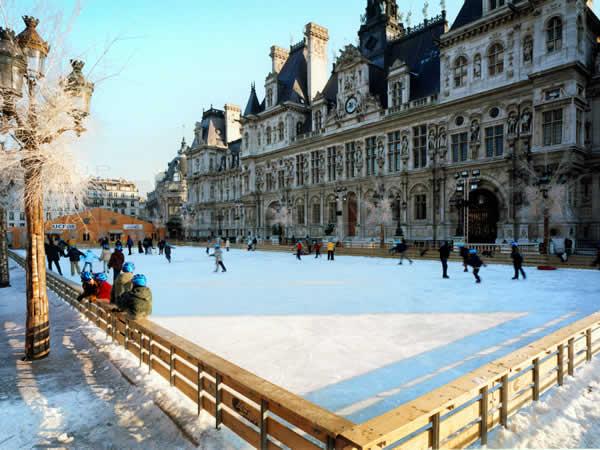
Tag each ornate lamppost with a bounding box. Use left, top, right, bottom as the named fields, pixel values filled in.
left=454, top=169, right=481, bottom=244
left=0, top=17, right=94, bottom=360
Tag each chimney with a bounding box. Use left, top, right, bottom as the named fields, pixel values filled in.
left=304, top=22, right=329, bottom=103
left=270, top=45, right=289, bottom=74
left=224, top=104, right=241, bottom=143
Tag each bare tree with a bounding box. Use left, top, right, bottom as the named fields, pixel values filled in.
left=0, top=14, right=94, bottom=360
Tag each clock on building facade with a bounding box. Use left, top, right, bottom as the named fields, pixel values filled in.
left=345, top=96, right=358, bottom=114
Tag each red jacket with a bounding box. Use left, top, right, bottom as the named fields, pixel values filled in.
left=96, top=281, right=112, bottom=303
left=296, top=243, right=302, bottom=251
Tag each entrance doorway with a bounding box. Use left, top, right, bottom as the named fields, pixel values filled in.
left=347, top=193, right=357, bottom=237
left=468, top=189, right=499, bottom=243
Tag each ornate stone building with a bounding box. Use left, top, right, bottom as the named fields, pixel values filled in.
left=185, top=0, right=600, bottom=247
left=146, top=139, right=188, bottom=238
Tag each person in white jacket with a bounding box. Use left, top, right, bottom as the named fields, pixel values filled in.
left=100, top=244, right=112, bottom=273
left=211, top=244, right=227, bottom=273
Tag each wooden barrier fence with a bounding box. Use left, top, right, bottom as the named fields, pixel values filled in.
left=9, top=249, right=600, bottom=449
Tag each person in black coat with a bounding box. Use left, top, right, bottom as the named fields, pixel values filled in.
left=511, top=243, right=526, bottom=280
left=65, top=245, right=85, bottom=276
left=45, top=238, right=63, bottom=275
left=439, top=241, right=451, bottom=279
left=138, top=240, right=144, bottom=254
left=467, top=249, right=485, bottom=283
left=592, top=246, right=600, bottom=270
left=459, top=245, right=470, bottom=272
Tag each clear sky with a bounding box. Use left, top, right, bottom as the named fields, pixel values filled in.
left=11, top=0, right=600, bottom=195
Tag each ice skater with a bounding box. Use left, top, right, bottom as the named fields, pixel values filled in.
left=459, top=244, right=469, bottom=272
left=211, top=244, right=227, bottom=272
left=108, top=244, right=125, bottom=283
left=82, top=249, right=99, bottom=273
left=314, top=241, right=322, bottom=258
left=327, top=241, right=335, bottom=261
left=439, top=241, right=451, bottom=279
left=126, top=235, right=134, bottom=255
left=396, top=239, right=413, bottom=265
left=467, top=248, right=486, bottom=283
left=511, top=242, right=526, bottom=280
left=225, top=238, right=231, bottom=252
left=164, top=242, right=173, bottom=263
left=591, top=246, right=600, bottom=270
left=296, top=241, right=303, bottom=260
left=100, top=243, right=111, bottom=273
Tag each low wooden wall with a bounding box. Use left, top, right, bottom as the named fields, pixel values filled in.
left=9, top=250, right=600, bottom=450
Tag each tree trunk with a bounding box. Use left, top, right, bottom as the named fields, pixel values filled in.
left=0, top=206, right=10, bottom=288
left=24, top=166, right=50, bottom=360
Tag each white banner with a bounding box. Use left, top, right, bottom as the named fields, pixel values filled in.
left=123, top=224, right=143, bottom=230
left=51, top=224, right=76, bottom=230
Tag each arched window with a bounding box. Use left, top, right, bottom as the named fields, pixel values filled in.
left=488, top=43, right=504, bottom=76
left=278, top=122, right=284, bottom=141
left=266, top=126, right=272, bottom=145
left=546, top=17, right=562, bottom=53
left=392, top=81, right=403, bottom=107
left=315, top=110, right=323, bottom=130
left=453, top=56, right=468, bottom=87
left=267, top=88, right=273, bottom=107
left=296, top=121, right=304, bottom=136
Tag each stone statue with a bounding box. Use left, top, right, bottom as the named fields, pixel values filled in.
left=523, top=36, right=533, bottom=63
left=437, top=127, right=447, bottom=151
left=470, top=119, right=480, bottom=142
left=520, top=109, right=532, bottom=134
left=507, top=112, right=518, bottom=136
left=401, top=134, right=409, bottom=156
left=377, top=139, right=385, bottom=169
left=428, top=128, right=437, bottom=152
left=473, top=55, right=482, bottom=78
left=335, top=151, right=344, bottom=175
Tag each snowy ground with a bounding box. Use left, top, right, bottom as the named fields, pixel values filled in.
left=24, top=247, right=600, bottom=423
left=0, top=263, right=248, bottom=450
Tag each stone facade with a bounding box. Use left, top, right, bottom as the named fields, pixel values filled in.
left=86, top=177, right=143, bottom=218
left=184, top=0, right=600, bottom=247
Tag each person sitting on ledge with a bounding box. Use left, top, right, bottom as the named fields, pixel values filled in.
left=94, top=272, right=112, bottom=304
left=116, top=274, right=153, bottom=320
left=111, top=262, right=135, bottom=304
left=77, top=271, right=98, bottom=302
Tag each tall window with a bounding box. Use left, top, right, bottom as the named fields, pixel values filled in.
left=542, top=109, right=563, bottom=146
left=451, top=132, right=468, bottom=162
left=278, top=170, right=285, bottom=189
left=576, top=109, right=583, bottom=146
left=488, top=43, right=504, bottom=76
left=311, top=151, right=321, bottom=184
left=278, top=122, right=284, bottom=141
left=490, top=0, right=505, bottom=9
left=327, top=146, right=337, bottom=182
left=485, top=125, right=504, bottom=157
left=453, top=56, right=468, bottom=88
left=345, top=142, right=356, bottom=178
left=244, top=133, right=249, bottom=149
left=296, top=121, right=304, bottom=136
left=312, top=203, right=321, bottom=224
left=392, top=81, right=403, bottom=107
left=365, top=136, right=377, bottom=176
left=296, top=154, right=306, bottom=186
left=414, top=194, right=427, bottom=220
left=296, top=203, right=305, bottom=224
left=413, top=125, right=427, bottom=169
left=546, top=17, right=563, bottom=53
left=328, top=200, right=337, bottom=224
left=257, top=132, right=261, bottom=146
left=387, top=131, right=401, bottom=172
left=266, top=127, right=272, bottom=145
left=315, top=110, right=323, bottom=130
left=266, top=173, right=274, bottom=191
left=267, top=88, right=273, bottom=107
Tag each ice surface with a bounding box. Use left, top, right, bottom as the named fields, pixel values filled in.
left=26, top=247, right=600, bottom=422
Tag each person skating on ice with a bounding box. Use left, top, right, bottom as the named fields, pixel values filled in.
left=467, top=248, right=486, bottom=283
left=314, top=241, right=322, bottom=258
left=296, top=241, right=303, bottom=260
left=126, top=235, right=134, bottom=255
left=458, top=243, right=469, bottom=272
left=439, top=241, right=451, bottom=279
left=396, top=238, right=413, bottom=265
left=138, top=240, right=144, bottom=254
left=510, top=242, right=526, bottom=280
left=211, top=243, right=227, bottom=272
left=108, top=244, right=125, bottom=283
left=327, top=241, right=335, bottom=261
left=164, top=242, right=173, bottom=263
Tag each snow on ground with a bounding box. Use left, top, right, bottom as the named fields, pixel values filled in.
left=24, top=246, right=600, bottom=423
left=485, top=357, right=600, bottom=448
left=0, top=263, right=248, bottom=450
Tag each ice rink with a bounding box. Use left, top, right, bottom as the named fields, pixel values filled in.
left=37, top=246, right=600, bottom=422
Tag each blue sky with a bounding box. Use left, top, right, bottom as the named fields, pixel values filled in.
left=11, top=0, right=600, bottom=194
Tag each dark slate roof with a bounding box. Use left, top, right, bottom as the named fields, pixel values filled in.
left=368, top=64, right=388, bottom=107
left=321, top=70, right=338, bottom=104
left=244, top=85, right=262, bottom=116
left=228, top=138, right=242, bottom=154
left=276, top=43, right=308, bottom=105
left=384, top=19, right=445, bottom=101
left=451, top=0, right=483, bottom=31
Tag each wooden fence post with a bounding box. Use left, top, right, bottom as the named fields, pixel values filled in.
left=557, top=344, right=564, bottom=386
left=568, top=338, right=575, bottom=376
left=169, top=346, right=175, bottom=386
left=430, top=412, right=440, bottom=450
left=138, top=332, right=143, bottom=367
left=124, top=319, right=129, bottom=351
left=533, top=358, right=540, bottom=401
left=215, top=373, right=222, bottom=430
left=480, top=386, right=489, bottom=446
left=586, top=329, right=593, bottom=362
left=148, top=336, right=153, bottom=374
left=197, top=363, right=204, bottom=416
left=500, top=374, right=509, bottom=427
left=260, top=399, right=269, bottom=450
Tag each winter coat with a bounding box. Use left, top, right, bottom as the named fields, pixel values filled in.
left=111, top=272, right=133, bottom=304
left=397, top=243, right=408, bottom=253
left=511, top=250, right=524, bottom=267
left=96, top=281, right=112, bottom=303
left=225, top=240, right=231, bottom=248
left=117, top=286, right=153, bottom=319
left=296, top=243, right=303, bottom=252
left=158, top=240, right=165, bottom=250
left=327, top=242, right=335, bottom=252
left=467, top=254, right=483, bottom=268
left=45, top=243, right=62, bottom=261
left=108, top=250, right=124, bottom=271
left=439, top=243, right=451, bottom=259
left=83, top=250, right=98, bottom=263
left=459, top=247, right=469, bottom=261
left=77, top=281, right=98, bottom=301
left=214, top=248, right=223, bottom=262
left=66, top=247, right=85, bottom=262
left=100, top=248, right=112, bottom=262
left=138, top=241, right=144, bottom=252
left=164, top=245, right=172, bottom=257
left=127, top=237, right=134, bottom=247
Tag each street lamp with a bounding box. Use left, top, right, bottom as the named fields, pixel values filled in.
left=455, top=169, right=481, bottom=244
left=16, top=16, right=48, bottom=78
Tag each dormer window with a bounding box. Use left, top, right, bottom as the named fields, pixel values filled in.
left=315, top=110, right=323, bottom=130
left=453, top=56, right=468, bottom=87
left=488, top=43, right=504, bottom=76
left=296, top=121, right=304, bottom=136
left=267, top=88, right=274, bottom=107
left=392, top=81, right=403, bottom=107
left=490, top=0, right=505, bottom=10
left=546, top=17, right=563, bottom=53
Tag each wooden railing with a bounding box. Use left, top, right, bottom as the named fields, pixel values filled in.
left=9, top=249, right=600, bottom=449
left=8, top=250, right=355, bottom=450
